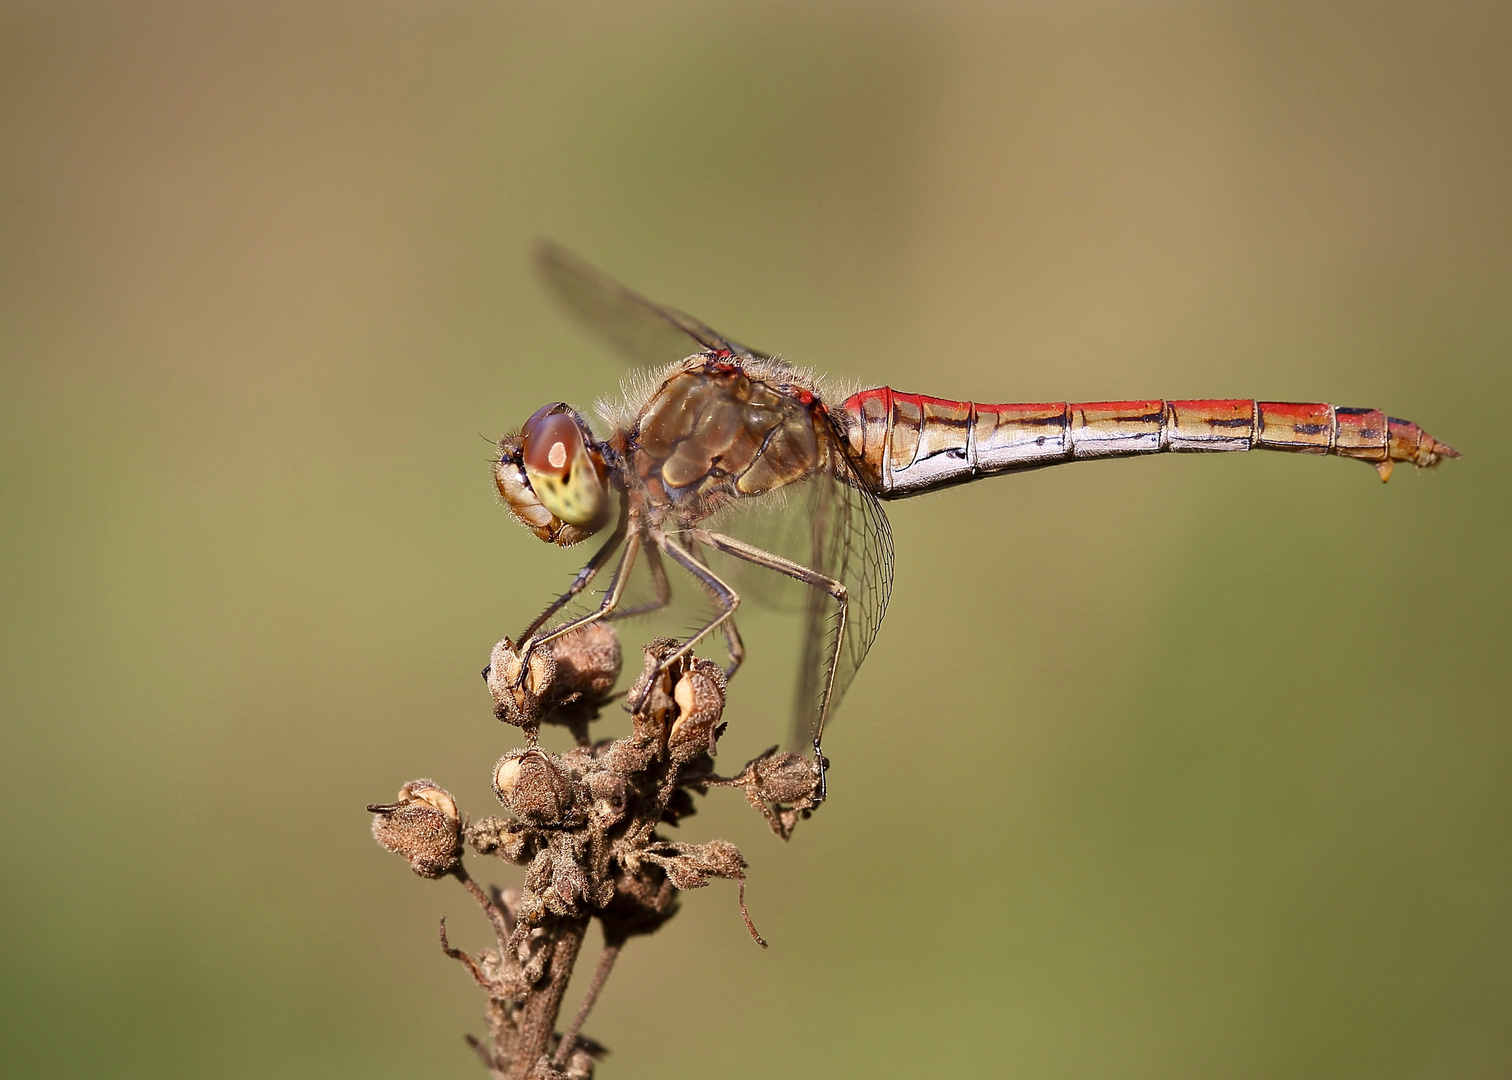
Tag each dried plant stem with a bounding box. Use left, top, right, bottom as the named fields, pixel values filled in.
left=509, top=917, right=589, bottom=1080
left=457, top=865, right=513, bottom=950
left=552, top=941, right=622, bottom=1069
left=438, top=918, right=494, bottom=991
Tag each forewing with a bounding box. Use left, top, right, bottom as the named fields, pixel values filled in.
left=535, top=242, right=771, bottom=366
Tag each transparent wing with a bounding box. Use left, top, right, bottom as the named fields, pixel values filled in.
left=790, top=452, right=894, bottom=750
left=702, top=444, right=894, bottom=750
left=702, top=486, right=817, bottom=614
left=535, top=242, right=772, bottom=367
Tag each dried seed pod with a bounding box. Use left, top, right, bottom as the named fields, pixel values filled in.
left=486, top=636, right=556, bottom=728
left=586, top=770, right=627, bottom=826
left=644, top=839, right=747, bottom=889
left=493, top=749, right=570, bottom=825
left=368, top=779, right=463, bottom=878
left=719, top=748, right=823, bottom=840
left=745, top=750, right=821, bottom=806
left=549, top=835, right=592, bottom=912
left=544, top=621, right=621, bottom=709
left=667, top=658, right=726, bottom=762
left=465, top=815, right=539, bottom=865
left=559, top=1039, right=605, bottom=1080
left=595, top=733, right=655, bottom=779
left=598, top=860, right=681, bottom=942
left=626, top=637, right=686, bottom=742
left=642, top=838, right=765, bottom=946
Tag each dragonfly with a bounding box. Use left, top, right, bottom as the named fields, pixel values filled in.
left=496, top=244, right=1459, bottom=803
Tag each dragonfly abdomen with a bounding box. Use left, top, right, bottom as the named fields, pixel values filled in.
left=838, top=390, right=1458, bottom=497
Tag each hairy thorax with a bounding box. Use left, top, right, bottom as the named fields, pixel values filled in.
left=628, top=356, right=835, bottom=524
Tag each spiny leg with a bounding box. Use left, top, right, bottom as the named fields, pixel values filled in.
left=512, top=529, right=642, bottom=688
left=628, top=530, right=743, bottom=713
left=519, top=509, right=628, bottom=643
left=602, top=540, right=672, bottom=621
left=677, top=532, right=746, bottom=680
left=719, top=612, right=745, bottom=683
left=591, top=544, right=674, bottom=707
left=692, top=527, right=846, bottom=803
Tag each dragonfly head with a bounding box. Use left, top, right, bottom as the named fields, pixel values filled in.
left=495, top=403, right=612, bottom=547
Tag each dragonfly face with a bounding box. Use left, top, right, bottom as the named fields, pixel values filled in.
left=495, top=403, right=612, bottom=547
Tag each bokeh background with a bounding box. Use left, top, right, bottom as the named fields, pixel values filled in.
left=3, top=2, right=1509, bottom=1077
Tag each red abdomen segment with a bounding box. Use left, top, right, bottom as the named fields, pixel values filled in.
left=837, top=391, right=1459, bottom=497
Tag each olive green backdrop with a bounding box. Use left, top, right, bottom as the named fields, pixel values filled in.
left=2, top=2, right=1508, bottom=1077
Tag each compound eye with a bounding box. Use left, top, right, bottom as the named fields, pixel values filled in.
left=522, top=410, right=581, bottom=481
left=520, top=407, right=607, bottom=528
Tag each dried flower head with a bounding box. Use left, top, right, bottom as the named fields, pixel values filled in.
left=486, top=635, right=556, bottom=729
left=464, top=815, right=540, bottom=866
left=368, top=779, right=464, bottom=878
left=545, top=621, right=621, bottom=710
left=716, top=748, right=823, bottom=840
left=487, top=624, right=624, bottom=745
left=667, top=658, right=726, bottom=763
left=493, top=748, right=577, bottom=826
left=374, top=623, right=803, bottom=1076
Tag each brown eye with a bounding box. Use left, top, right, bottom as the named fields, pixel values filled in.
left=518, top=405, right=609, bottom=531
left=522, top=411, right=582, bottom=481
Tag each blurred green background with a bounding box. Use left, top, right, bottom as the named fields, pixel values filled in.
left=2, top=2, right=1508, bottom=1077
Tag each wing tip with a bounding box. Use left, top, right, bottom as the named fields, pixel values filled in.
left=532, top=237, right=587, bottom=278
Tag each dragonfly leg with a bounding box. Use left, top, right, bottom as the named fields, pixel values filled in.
left=691, top=527, right=846, bottom=802
left=677, top=535, right=745, bottom=680
left=511, top=529, right=642, bottom=688
left=517, top=499, right=628, bottom=644
left=719, top=612, right=745, bottom=682
left=517, top=537, right=621, bottom=640
left=628, top=530, right=742, bottom=712
left=601, top=540, right=673, bottom=621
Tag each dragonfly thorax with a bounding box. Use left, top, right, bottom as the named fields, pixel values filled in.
left=629, top=357, right=831, bottom=522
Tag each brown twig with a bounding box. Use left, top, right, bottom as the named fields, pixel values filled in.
left=439, top=918, right=495, bottom=992
left=457, top=865, right=513, bottom=954
left=509, top=917, right=588, bottom=1080
left=552, top=941, right=622, bottom=1068
left=736, top=872, right=767, bottom=949
left=465, top=1033, right=498, bottom=1073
